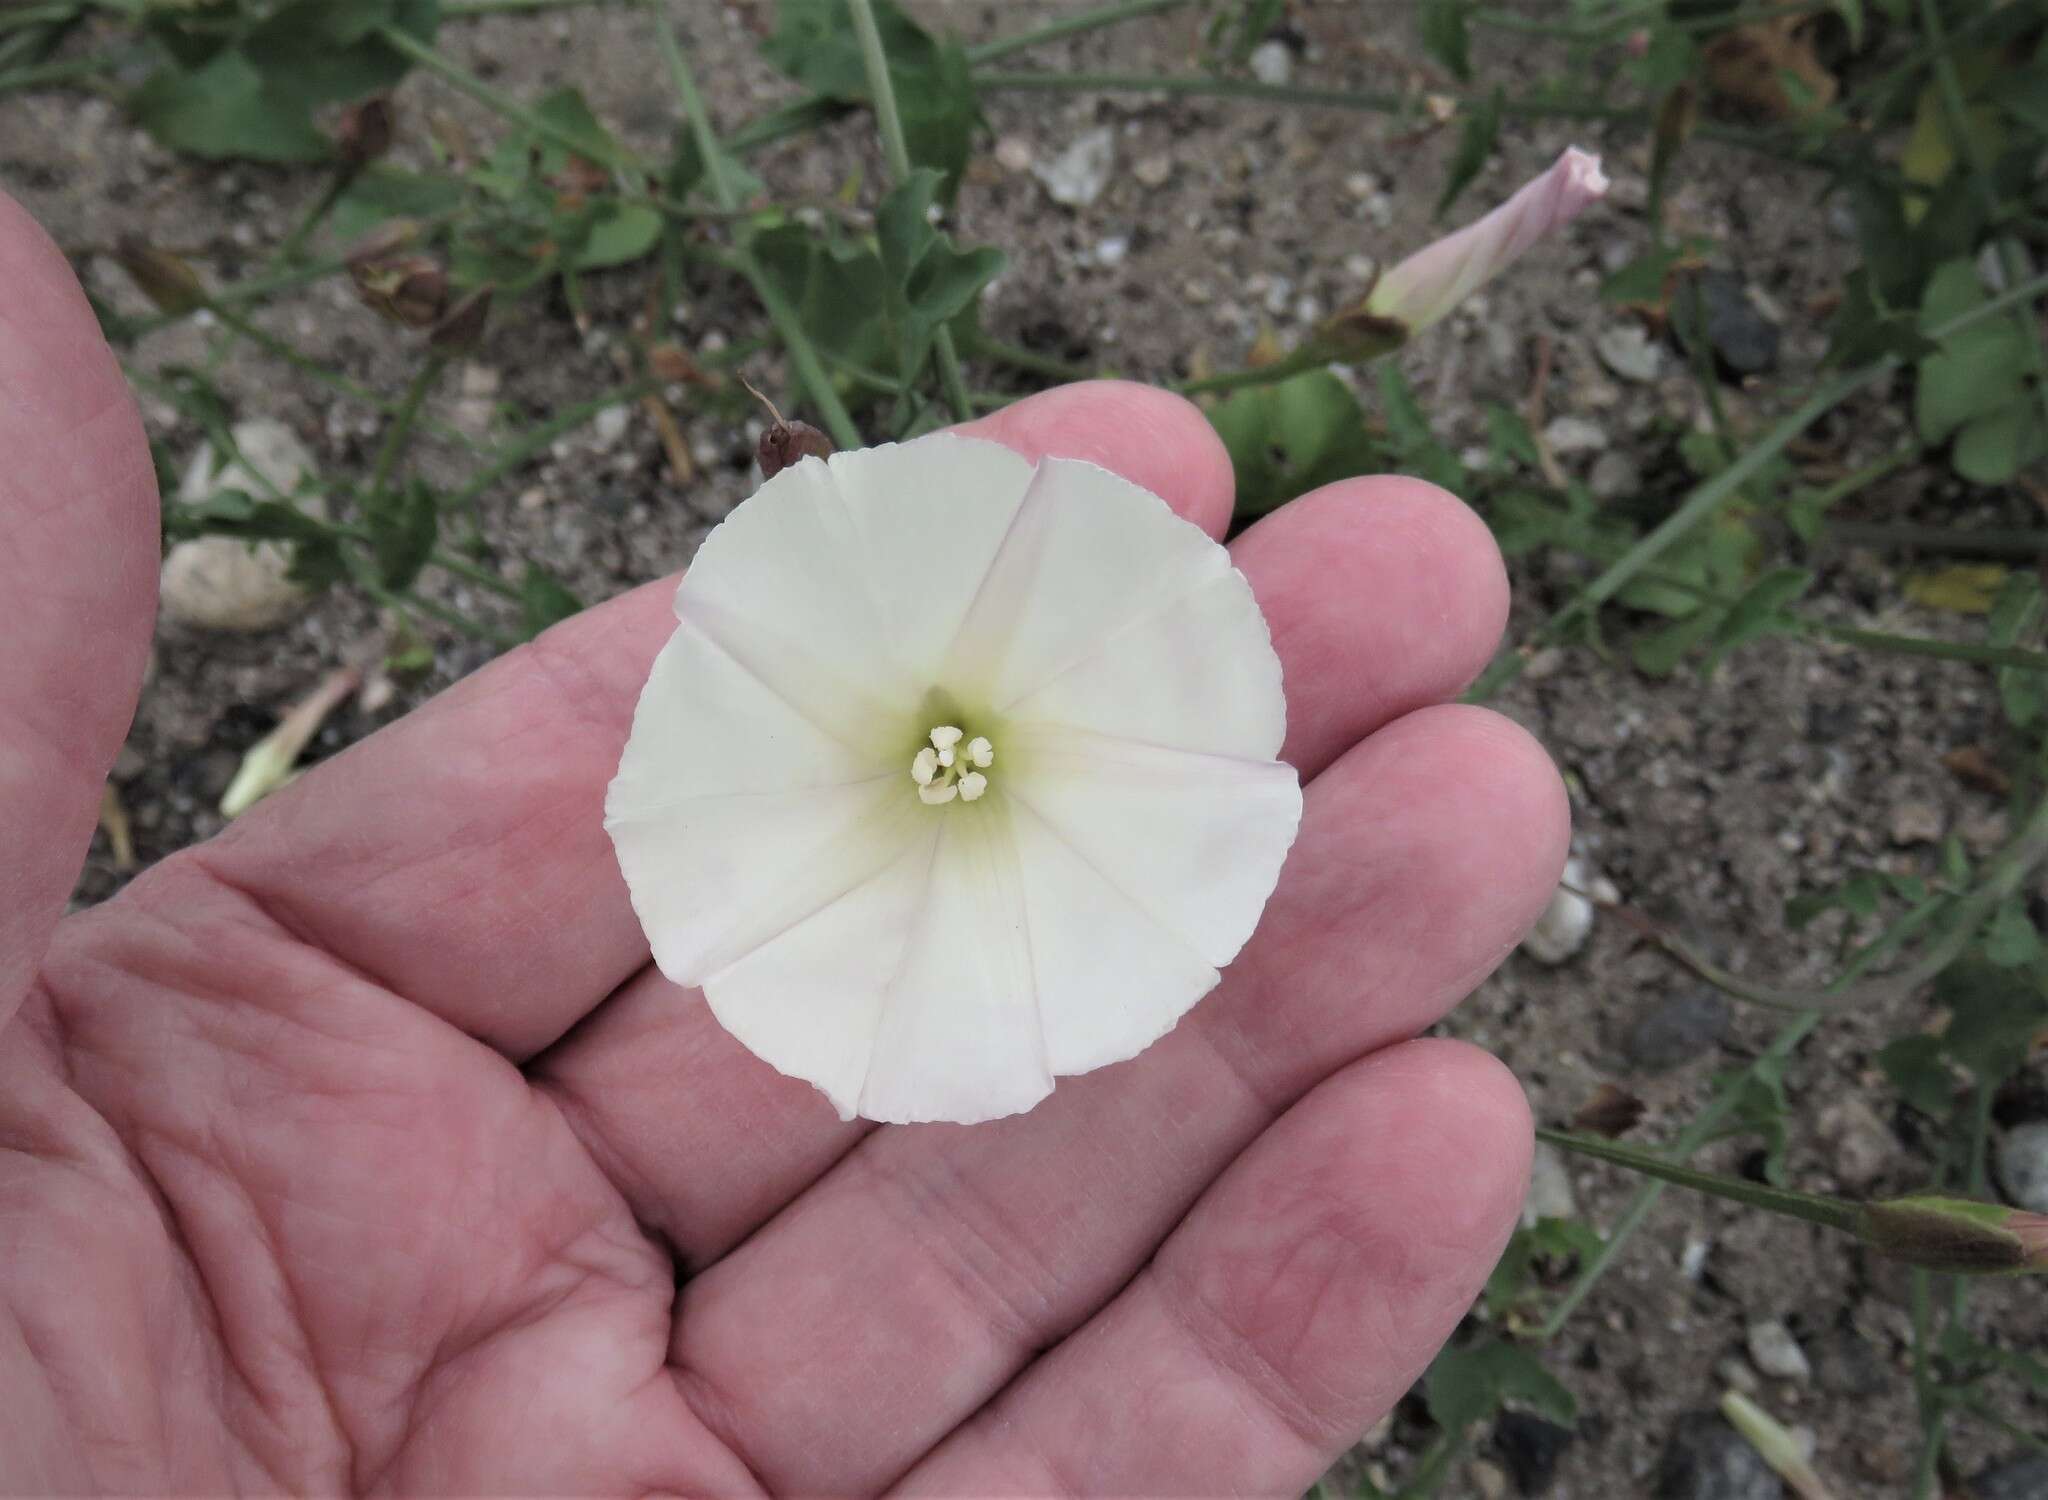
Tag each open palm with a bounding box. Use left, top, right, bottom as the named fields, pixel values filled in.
left=2, top=192, right=1567, bottom=1497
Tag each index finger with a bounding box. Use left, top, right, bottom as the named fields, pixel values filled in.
left=184, top=382, right=1234, bottom=1057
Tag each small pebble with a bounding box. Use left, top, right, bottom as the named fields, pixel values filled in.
left=1523, top=1141, right=1577, bottom=1226
left=1654, top=1411, right=1786, bottom=1500
left=1597, top=322, right=1664, bottom=382
left=1994, top=1120, right=2048, bottom=1213
left=1033, top=126, right=1116, bottom=208
left=1543, top=415, right=1611, bottom=455
left=1746, top=1320, right=1812, bottom=1383
left=1132, top=152, right=1172, bottom=187
left=1248, top=38, right=1293, bottom=85
left=1589, top=450, right=1641, bottom=502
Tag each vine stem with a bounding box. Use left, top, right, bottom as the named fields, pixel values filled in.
left=643, top=0, right=862, bottom=449
left=845, top=0, right=974, bottom=422
left=966, top=0, right=1194, bottom=64
left=366, top=356, right=449, bottom=511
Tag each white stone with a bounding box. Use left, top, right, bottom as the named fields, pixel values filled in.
left=592, top=405, right=632, bottom=452
left=161, top=419, right=326, bottom=633
left=1095, top=235, right=1129, bottom=268
left=1597, top=322, right=1664, bottom=382
left=1522, top=1141, right=1576, bottom=1226
left=1746, top=1320, right=1812, bottom=1382
left=1033, top=127, right=1116, bottom=208
left=1995, top=1121, right=2048, bottom=1213
left=1543, top=415, right=1611, bottom=455
left=1519, top=854, right=1615, bottom=965
left=1248, top=38, right=1293, bottom=85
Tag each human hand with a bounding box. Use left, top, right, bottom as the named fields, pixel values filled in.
left=0, top=190, right=1567, bottom=1496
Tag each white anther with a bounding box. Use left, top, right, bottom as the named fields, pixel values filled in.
left=958, top=772, right=988, bottom=802
left=929, top=725, right=964, bottom=751
left=936, top=747, right=955, bottom=768
left=918, top=780, right=959, bottom=805
left=965, top=736, right=993, bottom=768
left=911, top=747, right=938, bottom=786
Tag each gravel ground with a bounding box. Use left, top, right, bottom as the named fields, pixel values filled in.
left=5, top=1, right=2045, bottom=1495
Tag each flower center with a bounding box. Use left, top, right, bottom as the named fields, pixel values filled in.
left=910, top=723, right=994, bottom=805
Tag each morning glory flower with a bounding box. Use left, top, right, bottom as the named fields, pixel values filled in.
left=1368, top=146, right=1609, bottom=335
left=605, top=433, right=1302, bottom=1124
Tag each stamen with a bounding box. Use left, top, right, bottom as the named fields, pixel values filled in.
left=910, top=722, right=995, bottom=806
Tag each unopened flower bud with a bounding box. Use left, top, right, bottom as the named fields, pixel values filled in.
left=221, top=667, right=361, bottom=819
left=428, top=286, right=494, bottom=354
left=113, top=235, right=207, bottom=316
left=1858, top=1195, right=2048, bottom=1275
left=1366, top=146, right=1609, bottom=335
left=336, top=95, right=395, bottom=170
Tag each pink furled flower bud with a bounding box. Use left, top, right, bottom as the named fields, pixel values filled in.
left=1366, top=146, right=1609, bottom=335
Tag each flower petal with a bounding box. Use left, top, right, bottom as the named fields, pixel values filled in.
left=675, top=456, right=915, bottom=749
left=608, top=775, right=918, bottom=983
left=700, top=825, right=943, bottom=1118
left=1009, top=797, right=1221, bottom=1076
left=1005, top=728, right=1302, bottom=967
left=1002, top=569, right=1287, bottom=760
left=855, top=803, right=1054, bottom=1125
left=823, top=435, right=1040, bottom=686
left=608, top=619, right=890, bottom=821
left=941, top=456, right=1231, bottom=708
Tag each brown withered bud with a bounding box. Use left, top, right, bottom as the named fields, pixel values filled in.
left=113, top=235, right=207, bottom=315
left=1570, top=1084, right=1646, bottom=1140
left=350, top=252, right=448, bottom=328
left=647, top=341, right=720, bottom=388
left=742, top=377, right=835, bottom=479
left=428, top=286, right=494, bottom=354
left=336, top=95, right=395, bottom=170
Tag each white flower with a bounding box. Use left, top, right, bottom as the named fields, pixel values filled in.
left=605, top=433, right=1302, bottom=1124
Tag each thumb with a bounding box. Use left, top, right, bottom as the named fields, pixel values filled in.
left=0, top=191, right=158, bottom=1025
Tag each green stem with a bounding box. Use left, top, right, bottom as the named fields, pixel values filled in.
left=846, top=0, right=974, bottom=422
left=1821, top=626, right=2048, bottom=673
left=373, top=23, right=641, bottom=173
left=271, top=172, right=352, bottom=266
left=446, top=378, right=655, bottom=510
left=430, top=547, right=522, bottom=599
left=1538, top=1128, right=1860, bottom=1232
left=1469, top=270, right=2048, bottom=701
left=650, top=0, right=735, bottom=210
left=723, top=247, right=863, bottom=449
left=369, top=581, right=521, bottom=647
left=1537, top=1011, right=1823, bottom=1340
left=1175, top=342, right=1334, bottom=396
left=1825, top=521, right=2048, bottom=559
left=966, top=0, right=1194, bottom=63
left=366, top=357, right=448, bottom=509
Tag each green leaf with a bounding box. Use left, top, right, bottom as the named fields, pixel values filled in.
left=1426, top=1340, right=1576, bottom=1437
left=1207, top=370, right=1378, bottom=521
left=1631, top=607, right=1723, bottom=677
left=1435, top=89, right=1501, bottom=219
left=361, top=477, right=438, bottom=591
left=529, top=83, right=627, bottom=165
left=874, top=168, right=1007, bottom=382
left=243, top=0, right=438, bottom=108
left=1376, top=364, right=1465, bottom=491
left=1953, top=404, right=2045, bottom=486
left=519, top=563, right=583, bottom=637
left=329, top=166, right=465, bottom=245
left=1418, top=0, right=1470, bottom=82
left=572, top=203, right=663, bottom=270
left=1484, top=403, right=1540, bottom=472
left=1916, top=259, right=2033, bottom=447
left=1936, top=957, right=2048, bottom=1083
left=129, top=49, right=332, bottom=162
left=1705, top=567, right=1813, bottom=673
left=759, top=0, right=980, bottom=188
left=1879, top=1034, right=1955, bottom=1119
left=1982, top=897, right=2042, bottom=969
